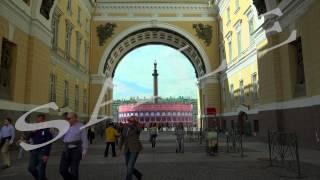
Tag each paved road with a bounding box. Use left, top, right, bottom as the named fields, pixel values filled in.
left=1, top=132, right=320, bottom=180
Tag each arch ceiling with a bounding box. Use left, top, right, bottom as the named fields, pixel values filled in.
left=103, top=28, right=207, bottom=78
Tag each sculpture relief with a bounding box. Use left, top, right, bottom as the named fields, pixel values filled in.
left=96, top=23, right=117, bottom=46
left=193, top=23, right=213, bottom=46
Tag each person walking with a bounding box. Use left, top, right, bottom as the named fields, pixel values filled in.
left=87, top=127, right=95, bottom=144
left=27, top=114, right=53, bottom=180
left=175, top=123, right=185, bottom=153
left=0, top=117, right=15, bottom=169
left=104, top=122, right=119, bottom=157
left=60, top=112, right=88, bottom=180
left=16, top=134, right=26, bottom=160
left=119, top=116, right=143, bottom=180
left=149, top=123, right=158, bottom=148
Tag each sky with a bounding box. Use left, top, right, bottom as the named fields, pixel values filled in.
left=113, top=45, right=198, bottom=100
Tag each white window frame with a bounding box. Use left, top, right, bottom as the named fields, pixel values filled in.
left=239, top=80, right=244, bottom=104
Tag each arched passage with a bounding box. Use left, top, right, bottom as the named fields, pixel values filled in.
left=91, top=22, right=220, bottom=128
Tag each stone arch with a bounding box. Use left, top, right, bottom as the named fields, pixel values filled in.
left=97, top=22, right=212, bottom=78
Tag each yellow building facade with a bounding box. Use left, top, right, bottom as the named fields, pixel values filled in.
left=0, top=0, right=94, bottom=119
left=0, top=0, right=319, bottom=147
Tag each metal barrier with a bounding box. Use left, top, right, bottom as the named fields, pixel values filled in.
left=226, top=129, right=244, bottom=157
left=268, top=131, right=301, bottom=178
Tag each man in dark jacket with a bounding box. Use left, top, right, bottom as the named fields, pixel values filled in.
left=27, top=114, right=53, bottom=180
left=119, top=116, right=143, bottom=180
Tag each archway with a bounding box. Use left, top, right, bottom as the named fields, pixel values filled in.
left=91, top=22, right=220, bottom=130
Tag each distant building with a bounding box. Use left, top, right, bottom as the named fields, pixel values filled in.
left=113, top=62, right=197, bottom=126
left=112, top=97, right=198, bottom=123
left=118, top=103, right=193, bottom=127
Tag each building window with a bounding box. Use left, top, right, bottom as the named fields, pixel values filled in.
left=291, top=37, right=306, bottom=97
left=49, top=73, right=56, bottom=102
left=230, top=84, right=234, bottom=106
left=86, top=18, right=90, bottom=33
left=248, top=17, right=254, bottom=43
left=235, top=0, right=240, bottom=12
left=251, top=73, right=259, bottom=102
left=67, top=0, right=72, bottom=15
left=52, top=17, right=58, bottom=50
left=83, top=89, right=88, bottom=113
left=63, top=80, right=69, bottom=106
left=239, top=80, right=244, bottom=104
left=52, top=8, right=62, bottom=51
left=0, top=39, right=15, bottom=99
left=227, top=7, right=231, bottom=24
left=77, top=7, right=81, bottom=26
left=75, top=85, right=79, bottom=112
left=236, top=26, right=242, bottom=57
left=40, top=0, right=55, bottom=19
left=84, top=41, right=89, bottom=71
left=65, top=20, right=73, bottom=60
left=222, top=81, right=227, bottom=106
left=227, top=34, right=233, bottom=63
left=76, top=32, right=82, bottom=66
left=253, top=0, right=267, bottom=15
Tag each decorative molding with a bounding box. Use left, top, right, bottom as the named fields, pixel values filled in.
left=95, top=3, right=216, bottom=14
left=78, top=0, right=95, bottom=17
left=97, top=22, right=212, bottom=77
left=215, top=0, right=230, bottom=15
left=94, top=16, right=216, bottom=22
left=102, top=28, right=207, bottom=78
left=90, top=74, right=107, bottom=84
left=94, top=2, right=217, bottom=21
left=192, top=23, right=213, bottom=46
left=96, top=22, right=117, bottom=46
left=233, top=19, right=242, bottom=30
left=199, top=75, right=219, bottom=87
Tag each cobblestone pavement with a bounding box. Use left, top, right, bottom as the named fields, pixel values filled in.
left=1, top=132, right=320, bottom=180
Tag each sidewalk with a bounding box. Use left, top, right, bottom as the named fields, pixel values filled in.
left=0, top=132, right=319, bottom=180
left=240, top=136, right=320, bottom=166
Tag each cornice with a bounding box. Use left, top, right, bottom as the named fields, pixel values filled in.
left=215, top=0, right=230, bottom=15
left=95, top=3, right=217, bottom=14
left=94, top=16, right=216, bottom=22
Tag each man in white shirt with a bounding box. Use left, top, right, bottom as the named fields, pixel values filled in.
left=0, top=117, right=15, bottom=169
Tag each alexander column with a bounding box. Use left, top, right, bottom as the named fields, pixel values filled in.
left=152, top=61, right=159, bottom=103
